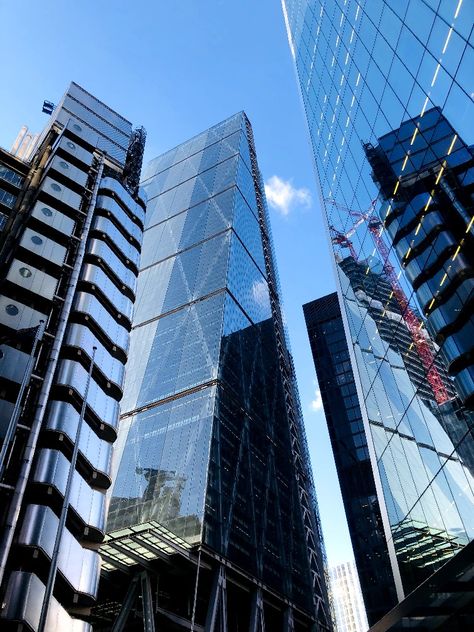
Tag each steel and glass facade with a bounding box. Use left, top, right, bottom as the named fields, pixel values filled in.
left=103, top=113, right=331, bottom=631
left=304, top=293, right=398, bottom=625
left=283, top=0, right=474, bottom=621
left=0, top=83, right=146, bottom=631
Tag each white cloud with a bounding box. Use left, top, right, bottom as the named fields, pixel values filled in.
left=264, top=175, right=311, bottom=216
left=310, top=388, right=323, bottom=412
left=251, top=279, right=270, bottom=310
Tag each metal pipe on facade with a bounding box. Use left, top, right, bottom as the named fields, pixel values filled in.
left=0, top=157, right=104, bottom=588
left=37, top=346, right=97, bottom=632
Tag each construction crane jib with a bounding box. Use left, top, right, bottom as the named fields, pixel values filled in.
left=325, top=197, right=451, bottom=406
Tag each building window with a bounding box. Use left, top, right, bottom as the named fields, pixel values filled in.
left=0, top=187, right=16, bottom=209
left=0, top=164, right=24, bottom=188
left=5, top=304, right=19, bottom=316
left=19, top=267, right=32, bottom=278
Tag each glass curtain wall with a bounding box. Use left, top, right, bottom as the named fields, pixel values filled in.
left=107, top=113, right=329, bottom=619
left=304, top=294, right=398, bottom=624
left=283, top=0, right=474, bottom=597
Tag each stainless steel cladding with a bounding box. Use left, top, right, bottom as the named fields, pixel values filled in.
left=92, top=216, right=140, bottom=268
left=19, top=228, right=68, bottom=267
left=18, top=505, right=100, bottom=598
left=0, top=85, right=145, bottom=631
left=80, top=263, right=134, bottom=323
left=96, top=195, right=143, bottom=243
left=39, top=176, right=83, bottom=211
left=0, top=296, right=47, bottom=330
left=6, top=259, right=59, bottom=301
left=65, top=324, right=125, bottom=391
left=100, top=176, right=146, bottom=226
left=2, top=572, right=91, bottom=632
left=0, top=346, right=30, bottom=383
left=33, top=449, right=107, bottom=536
left=30, top=201, right=76, bottom=236
left=73, top=292, right=130, bottom=355
left=87, top=239, right=137, bottom=294
left=45, top=401, right=113, bottom=483
left=55, top=360, right=120, bottom=431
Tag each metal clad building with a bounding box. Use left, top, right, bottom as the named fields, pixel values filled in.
left=0, top=82, right=146, bottom=631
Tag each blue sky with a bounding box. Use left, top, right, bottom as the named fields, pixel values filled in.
left=1, top=0, right=353, bottom=566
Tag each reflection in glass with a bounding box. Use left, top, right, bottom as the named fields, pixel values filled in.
left=108, top=112, right=329, bottom=619
left=283, top=0, right=474, bottom=599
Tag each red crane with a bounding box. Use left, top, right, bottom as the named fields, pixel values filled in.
left=325, top=198, right=451, bottom=405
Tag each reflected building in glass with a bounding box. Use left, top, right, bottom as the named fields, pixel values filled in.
left=283, top=0, right=474, bottom=628
left=99, top=113, right=331, bottom=631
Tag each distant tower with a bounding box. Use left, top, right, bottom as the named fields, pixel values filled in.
left=10, top=125, right=39, bottom=161
left=330, top=561, right=368, bottom=632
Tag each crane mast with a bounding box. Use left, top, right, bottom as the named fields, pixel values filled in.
left=325, top=199, right=451, bottom=405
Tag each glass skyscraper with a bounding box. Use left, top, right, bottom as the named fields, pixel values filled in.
left=304, top=293, right=398, bottom=625
left=283, top=0, right=474, bottom=627
left=100, top=113, right=331, bottom=631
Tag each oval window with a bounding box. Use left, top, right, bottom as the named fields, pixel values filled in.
left=50, top=183, right=61, bottom=192
left=73, top=123, right=82, bottom=132
left=66, top=141, right=76, bottom=150
left=31, top=235, right=43, bottom=246
left=59, top=160, right=69, bottom=170
left=19, top=267, right=32, bottom=278
left=6, top=304, right=19, bottom=316
left=41, top=207, right=53, bottom=217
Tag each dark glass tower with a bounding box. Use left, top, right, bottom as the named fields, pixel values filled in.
left=99, top=113, right=331, bottom=631
left=283, top=0, right=474, bottom=628
left=303, top=293, right=398, bottom=626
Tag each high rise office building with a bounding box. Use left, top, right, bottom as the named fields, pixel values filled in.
left=329, top=560, right=368, bottom=632
left=0, top=82, right=146, bottom=631
left=94, top=113, right=331, bottom=631
left=304, top=293, right=398, bottom=625
left=283, top=0, right=474, bottom=628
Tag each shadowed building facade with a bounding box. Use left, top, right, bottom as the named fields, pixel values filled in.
left=304, top=293, right=398, bottom=625
left=96, top=113, right=331, bottom=631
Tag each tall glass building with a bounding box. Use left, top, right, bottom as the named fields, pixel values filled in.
left=98, top=113, right=331, bottom=631
left=304, top=293, right=398, bottom=625
left=283, top=0, right=474, bottom=628
left=0, top=82, right=146, bottom=631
